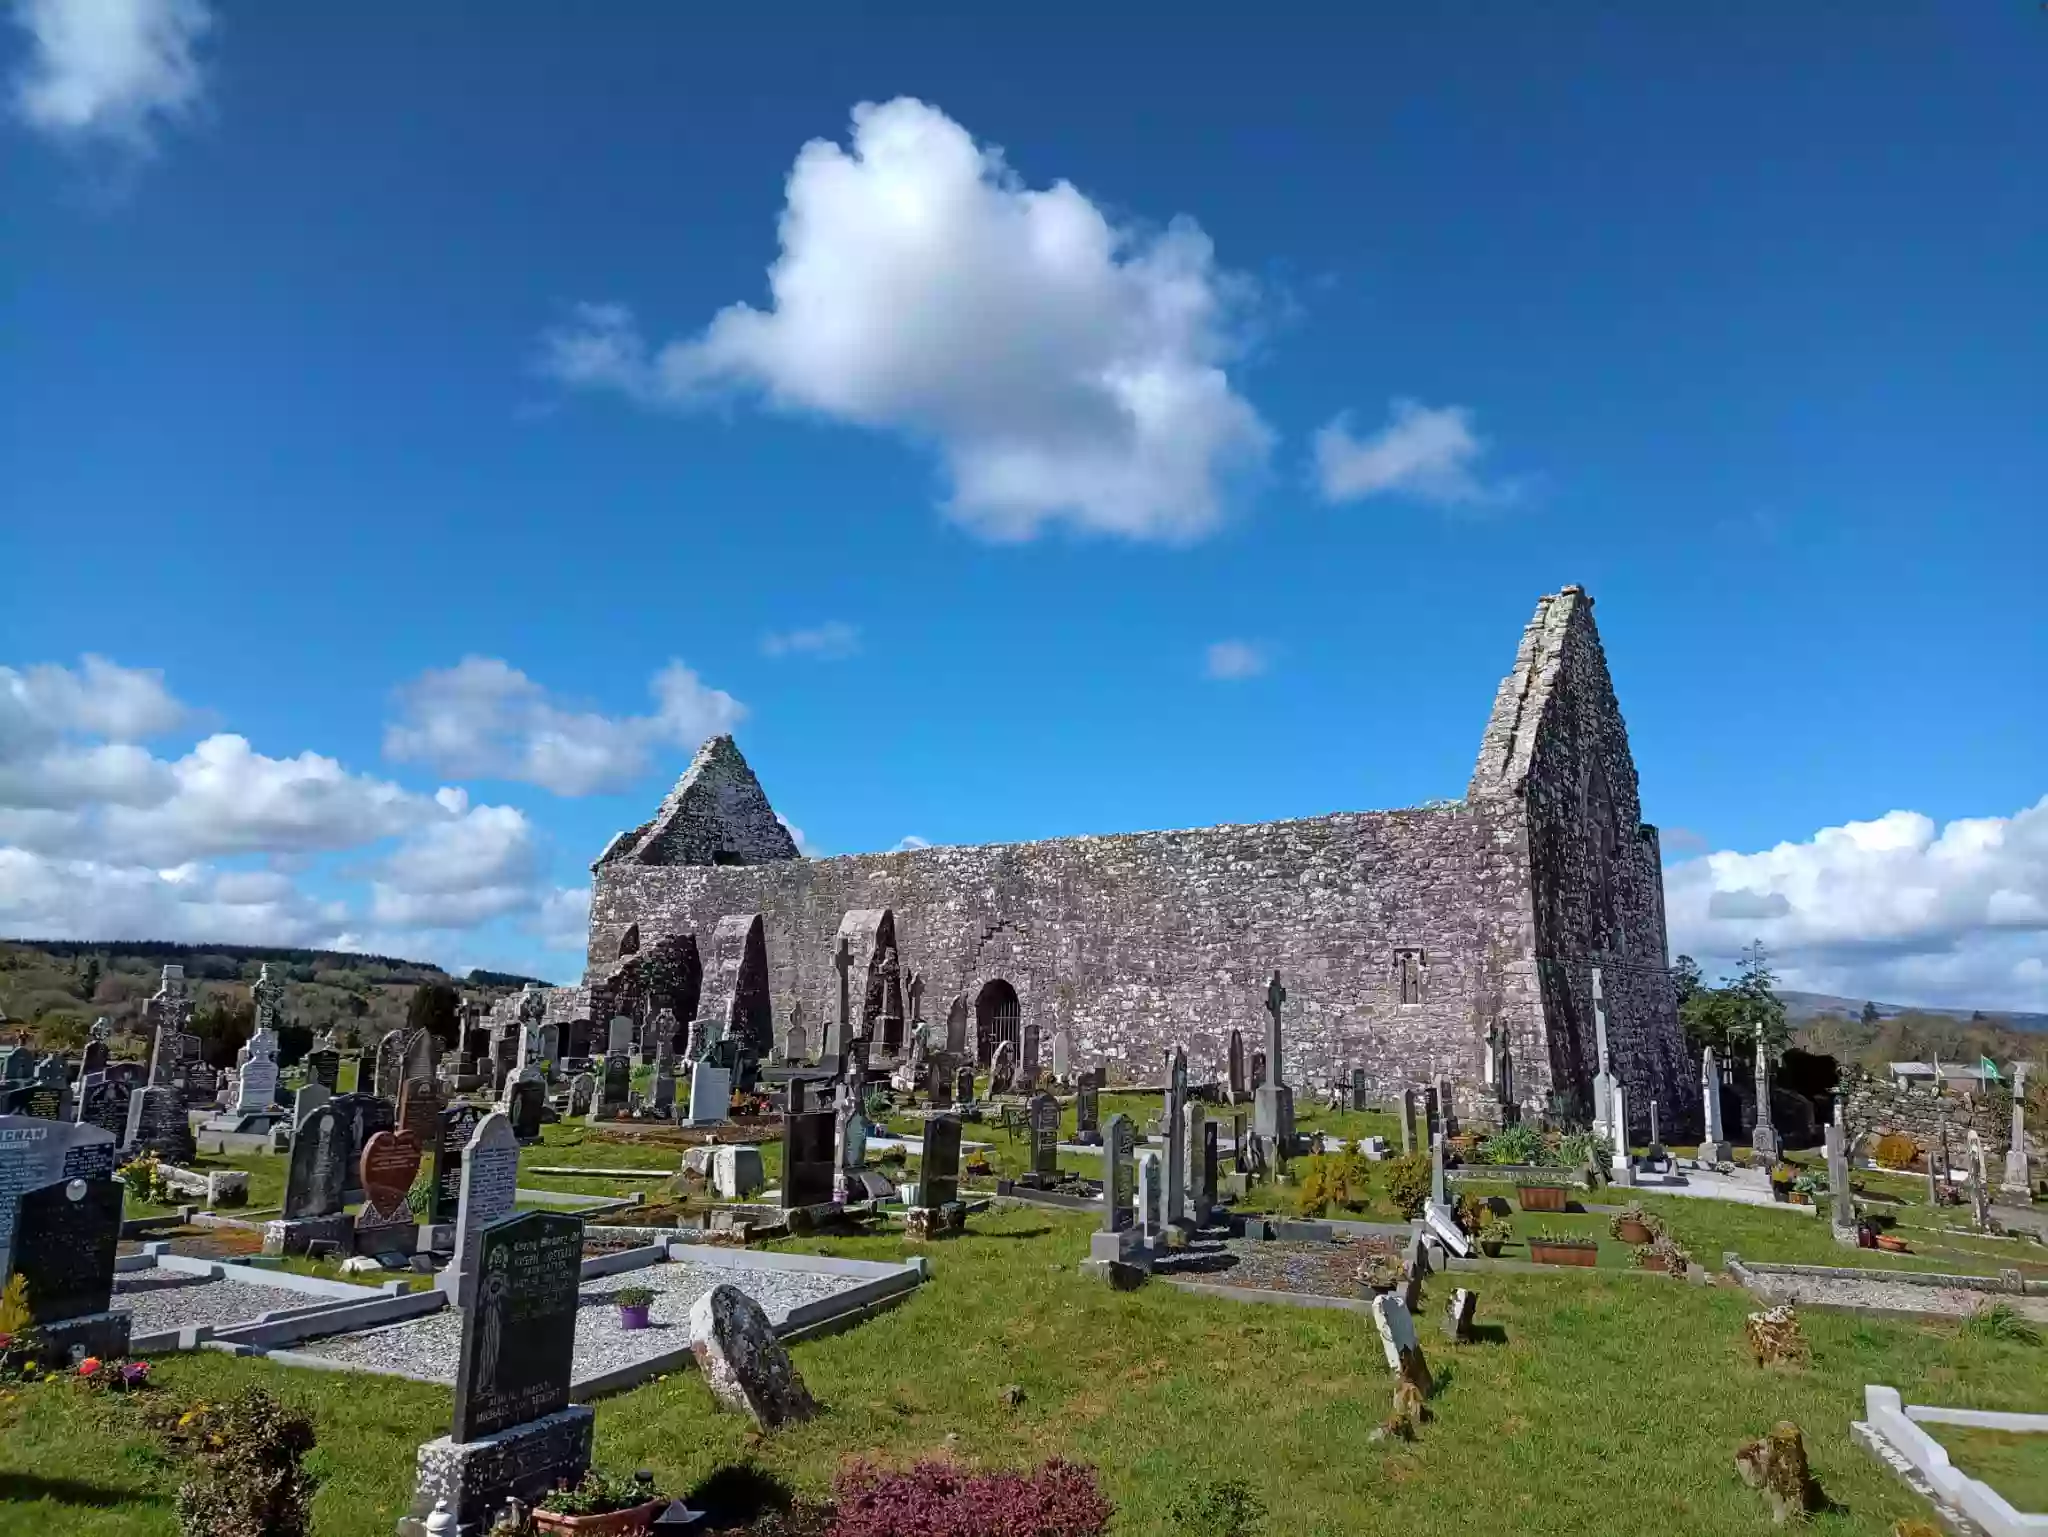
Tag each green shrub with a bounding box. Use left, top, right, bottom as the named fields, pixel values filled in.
left=1480, top=1121, right=1545, bottom=1166
left=1295, top=1150, right=1372, bottom=1216
left=157, top=1386, right=318, bottom=1537
left=1961, top=1301, right=2042, bottom=1347
left=1382, top=1152, right=1431, bottom=1218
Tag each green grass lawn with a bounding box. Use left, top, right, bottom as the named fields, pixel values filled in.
left=1924, top=1424, right=2048, bottom=1515
left=5, top=1203, right=2044, bottom=1537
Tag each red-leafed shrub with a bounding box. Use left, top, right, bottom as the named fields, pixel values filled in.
left=829, top=1459, right=1112, bottom=1537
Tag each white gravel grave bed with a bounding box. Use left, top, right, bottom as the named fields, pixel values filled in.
left=289, top=1255, right=871, bottom=1385
left=115, top=1271, right=341, bottom=1338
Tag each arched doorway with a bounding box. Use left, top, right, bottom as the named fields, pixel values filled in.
left=974, top=979, right=1020, bottom=1067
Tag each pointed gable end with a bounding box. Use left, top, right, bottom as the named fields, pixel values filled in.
left=596, top=735, right=802, bottom=868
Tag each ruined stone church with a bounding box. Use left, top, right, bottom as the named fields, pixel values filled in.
left=575, top=586, right=1693, bottom=1137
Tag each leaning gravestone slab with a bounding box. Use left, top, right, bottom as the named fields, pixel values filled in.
left=688, top=1282, right=817, bottom=1430
left=451, top=1208, right=584, bottom=1442
left=7, top=1175, right=123, bottom=1323
left=1442, top=1288, right=1477, bottom=1343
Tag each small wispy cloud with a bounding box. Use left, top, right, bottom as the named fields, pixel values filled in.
left=777, top=813, right=821, bottom=857
left=1204, top=640, right=1268, bottom=681
left=890, top=834, right=932, bottom=852
left=1314, top=399, right=1514, bottom=508
left=762, top=621, right=862, bottom=661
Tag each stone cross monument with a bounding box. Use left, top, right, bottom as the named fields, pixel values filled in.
left=2002, top=1062, right=2033, bottom=1200
left=1750, top=1024, right=1780, bottom=1164
left=1698, top=1046, right=1731, bottom=1162
left=1252, top=972, right=1295, bottom=1153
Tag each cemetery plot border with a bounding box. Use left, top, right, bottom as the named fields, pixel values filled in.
left=266, top=1243, right=925, bottom=1401
left=1854, top=1385, right=2048, bottom=1537
left=113, top=1250, right=411, bottom=1353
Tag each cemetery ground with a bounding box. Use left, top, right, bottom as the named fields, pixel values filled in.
left=8, top=1157, right=2045, bottom=1537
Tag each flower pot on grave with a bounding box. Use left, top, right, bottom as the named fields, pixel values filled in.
left=1478, top=1237, right=1505, bottom=1258
left=1517, top=1184, right=1568, bottom=1214
left=617, top=1304, right=651, bottom=1331
left=533, top=1499, right=668, bottom=1535
left=1613, top=1217, right=1654, bottom=1246
left=1528, top=1238, right=1599, bottom=1268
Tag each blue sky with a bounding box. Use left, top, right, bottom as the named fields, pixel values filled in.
left=4, top=2, right=2043, bottom=1009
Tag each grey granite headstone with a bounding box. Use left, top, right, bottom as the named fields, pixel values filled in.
left=283, top=1103, right=349, bottom=1219
left=445, top=1112, right=521, bottom=1307
left=1027, top=1092, right=1060, bottom=1183
left=432, top=1104, right=482, bottom=1227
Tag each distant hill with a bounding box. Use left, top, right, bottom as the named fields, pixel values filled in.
left=0, top=938, right=550, bottom=1054
left=1781, top=989, right=2048, bottom=1033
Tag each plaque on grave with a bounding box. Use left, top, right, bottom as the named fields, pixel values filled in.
left=451, top=1209, right=584, bottom=1442
left=21, top=1085, right=63, bottom=1122
left=1351, top=1067, right=1369, bottom=1113
left=1028, top=1092, right=1061, bottom=1182
left=507, top=1079, right=545, bottom=1143
left=7, top=1176, right=123, bottom=1323
left=916, top=1114, right=962, bottom=1209
left=1103, top=1114, right=1136, bottom=1230
left=432, top=1104, right=482, bottom=1226
left=284, top=1104, right=350, bottom=1219
left=781, top=1108, right=835, bottom=1209
left=600, top=1054, right=631, bottom=1112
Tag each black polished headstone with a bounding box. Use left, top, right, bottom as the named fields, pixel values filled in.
left=451, top=1209, right=583, bottom=1442
left=8, top=1175, right=123, bottom=1322
left=432, top=1104, right=482, bottom=1225
left=1075, top=1081, right=1100, bottom=1140
left=507, top=1079, right=545, bottom=1143
left=305, top=1049, right=341, bottom=1093
left=781, top=1108, right=835, bottom=1208
left=1029, top=1093, right=1060, bottom=1180
left=916, top=1114, right=962, bottom=1208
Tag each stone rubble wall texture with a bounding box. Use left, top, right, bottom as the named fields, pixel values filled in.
left=584, top=589, right=1693, bottom=1133
left=1844, top=1077, right=2039, bottom=1164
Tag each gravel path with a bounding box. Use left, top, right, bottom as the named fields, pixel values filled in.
left=1151, top=1234, right=1402, bottom=1296
left=1756, top=1272, right=2048, bottom=1321
left=116, top=1272, right=346, bottom=1338
left=293, top=1256, right=871, bottom=1385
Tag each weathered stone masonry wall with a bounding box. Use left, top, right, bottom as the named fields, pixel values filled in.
left=591, top=802, right=1565, bottom=1115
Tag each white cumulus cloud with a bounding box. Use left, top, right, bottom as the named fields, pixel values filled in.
left=9, top=0, right=212, bottom=153
left=1314, top=399, right=1510, bottom=507
left=762, top=621, right=861, bottom=661
left=1664, top=796, right=2048, bottom=1013
left=0, top=655, right=573, bottom=954
left=541, top=96, right=1272, bottom=544
left=890, top=835, right=931, bottom=852
left=384, top=656, right=745, bottom=797
left=1204, top=640, right=1267, bottom=681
